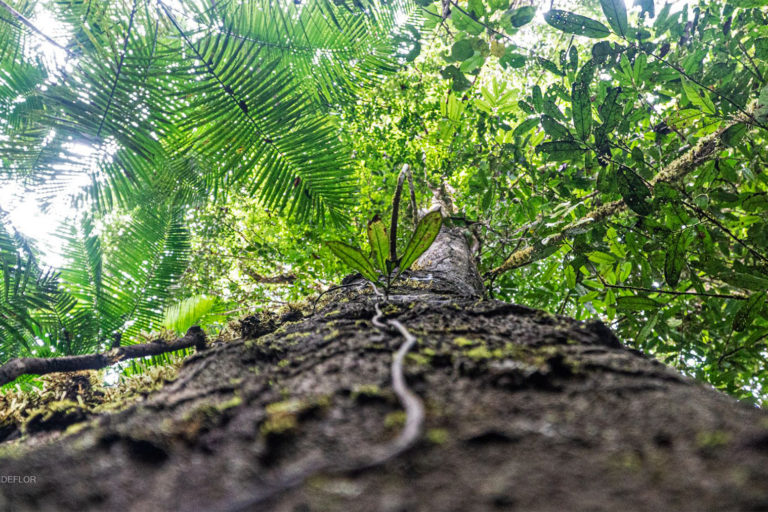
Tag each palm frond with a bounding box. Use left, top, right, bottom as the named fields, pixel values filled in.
left=0, top=219, right=60, bottom=359
left=2, top=0, right=418, bottom=221
left=162, top=294, right=227, bottom=335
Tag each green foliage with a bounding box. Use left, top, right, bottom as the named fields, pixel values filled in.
left=162, top=295, right=228, bottom=336
left=600, top=0, right=629, bottom=37
left=326, top=241, right=380, bottom=283
left=354, top=0, right=768, bottom=404
left=544, top=10, right=611, bottom=39
left=328, top=210, right=443, bottom=289
left=395, top=211, right=443, bottom=279
left=0, top=0, right=416, bottom=366
left=2, top=0, right=768, bottom=408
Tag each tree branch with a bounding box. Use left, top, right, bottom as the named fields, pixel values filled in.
left=0, top=327, right=206, bottom=387
left=488, top=114, right=748, bottom=277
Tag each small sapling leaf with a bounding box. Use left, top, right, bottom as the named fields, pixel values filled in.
left=326, top=241, right=379, bottom=283
left=367, top=216, right=389, bottom=274
left=397, top=210, right=443, bottom=277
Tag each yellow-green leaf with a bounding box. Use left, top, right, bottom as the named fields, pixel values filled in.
left=367, top=217, right=389, bottom=274
left=326, top=241, right=378, bottom=282
left=398, top=211, right=443, bottom=275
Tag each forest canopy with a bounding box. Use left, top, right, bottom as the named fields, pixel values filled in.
left=1, top=0, right=767, bottom=405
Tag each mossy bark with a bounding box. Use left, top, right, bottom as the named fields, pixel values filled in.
left=1, top=229, right=768, bottom=511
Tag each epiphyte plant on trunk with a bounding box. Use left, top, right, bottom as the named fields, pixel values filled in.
left=327, top=165, right=442, bottom=294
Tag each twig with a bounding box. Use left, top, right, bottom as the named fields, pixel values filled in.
left=489, top=115, right=738, bottom=277
left=680, top=198, right=768, bottom=265
left=0, top=327, right=206, bottom=387
left=602, top=283, right=746, bottom=300
left=628, top=41, right=766, bottom=130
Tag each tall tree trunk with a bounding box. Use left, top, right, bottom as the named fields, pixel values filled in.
left=2, top=229, right=768, bottom=511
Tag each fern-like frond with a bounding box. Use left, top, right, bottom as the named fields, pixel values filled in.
left=0, top=220, right=60, bottom=359
left=162, top=294, right=227, bottom=335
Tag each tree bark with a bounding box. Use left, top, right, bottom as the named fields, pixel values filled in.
left=2, top=229, right=768, bottom=512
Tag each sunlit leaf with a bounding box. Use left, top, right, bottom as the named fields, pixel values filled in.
left=398, top=211, right=443, bottom=274
left=600, top=0, right=628, bottom=37
left=326, top=241, right=378, bottom=282
left=544, top=10, right=610, bottom=38
left=367, top=216, right=390, bottom=274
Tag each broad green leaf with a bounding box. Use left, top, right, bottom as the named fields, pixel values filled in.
left=536, top=141, right=587, bottom=161
left=565, top=265, right=577, bottom=289
left=537, top=57, right=564, bottom=76
left=468, top=0, right=485, bottom=18
left=664, top=230, right=694, bottom=287
left=451, top=40, right=474, bottom=61
left=543, top=97, right=567, bottom=122
left=600, top=0, right=628, bottom=37
left=572, top=61, right=594, bottom=140
left=721, top=123, right=747, bottom=147
left=513, top=117, right=540, bottom=137
left=518, top=100, right=536, bottom=115
left=716, top=271, right=768, bottom=291
left=569, top=46, right=579, bottom=71
left=588, top=251, right=616, bottom=265
left=733, top=292, right=767, bottom=332
left=730, top=0, right=768, bottom=6
left=326, top=241, right=378, bottom=282
left=618, top=167, right=652, bottom=216
left=452, top=9, right=484, bottom=35
left=681, top=79, right=716, bottom=115
left=544, top=10, right=610, bottom=38
left=597, top=87, right=623, bottom=132
left=637, top=312, right=659, bottom=343
left=758, top=84, right=768, bottom=122
left=440, top=65, right=472, bottom=92
left=500, top=51, right=526, bottom=69
left=367, top=217, right=389, bottom=274
left=460, top=52, right=486, bottom=73
left=634, top=0, right=654, bottom=18
left=541, top=115, right=572, bottom=140
left=592, top=41, right=623, bottom=62
left=505, top=5, right=536, bottom=27
left=617, top=296, right=662, bottom=311
left=755, top=38, right=768, bottom=61
left=398, top=211, right=443, bottom=274
left=532, top=85, right=543, bottom=111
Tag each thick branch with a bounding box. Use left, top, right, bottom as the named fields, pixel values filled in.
left=0, top=327, right=206, bottom=387
left=489, top=116, right=745, bottom=277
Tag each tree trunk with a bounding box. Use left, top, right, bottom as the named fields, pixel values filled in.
left=2, top=229, right=768, bottom=512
